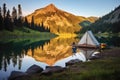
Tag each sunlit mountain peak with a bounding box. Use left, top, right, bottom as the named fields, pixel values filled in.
left=26, top=4, right=97, bottom=34
left=44, top=3, right=58, bottom=12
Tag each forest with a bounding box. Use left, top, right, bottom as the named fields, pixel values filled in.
left=0, top=3, right=50, bottom=32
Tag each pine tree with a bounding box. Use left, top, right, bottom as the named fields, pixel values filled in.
left=12, top=7, right=18, bottom=27
left=40, top=21, right=45, bottom=32
left=0, top=6, right=4, bottom=30
left=24, top=17, right=29, bottom=27
left=12, top=7, right=17, bottom=21
left=0, top=7, right=2, bottom=16
left=18, top=4, right=22, bottom=19
left=3, top=3, right=6, bottom=19
left=4, top=10, right=13, bottom=31
left=31, top=16, right=35, bottom=29
left=16, top=4, right=23, bottom=27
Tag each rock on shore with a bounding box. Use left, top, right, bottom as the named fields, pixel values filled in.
left=8, top=64, right=43, bottom=80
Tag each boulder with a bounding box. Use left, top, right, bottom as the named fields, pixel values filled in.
left=8, top=71, right=28, bottom=80
left=26, top=64, right=43, bottom=74
left=65, top=59, right=82, bottom=66
left=41, top=66, right=64, bottom=75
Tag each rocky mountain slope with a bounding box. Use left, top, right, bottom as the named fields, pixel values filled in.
left=81, top=5, right=120, bottom=33
left=104, top=6, right=120, bottom=23
left=26, top=4, right=97, bottom=34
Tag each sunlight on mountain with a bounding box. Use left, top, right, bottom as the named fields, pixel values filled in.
left=26, top=4, right=97, bottom=34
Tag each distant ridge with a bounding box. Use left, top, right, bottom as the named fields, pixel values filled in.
left=82, top=5, right=120, bottom=33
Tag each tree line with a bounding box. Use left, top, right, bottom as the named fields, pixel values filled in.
left=0, top=3, right=50, bottom=32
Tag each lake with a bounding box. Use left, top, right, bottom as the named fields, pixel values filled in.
left=0, top=35, right=119, bottom=80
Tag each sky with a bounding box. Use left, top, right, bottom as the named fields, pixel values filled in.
left=0, top=0, right=120, bottom=17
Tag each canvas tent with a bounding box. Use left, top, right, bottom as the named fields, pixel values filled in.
left=77, top=31, right=100, bottom=48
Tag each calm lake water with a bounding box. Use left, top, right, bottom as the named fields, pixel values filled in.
left=0, top=36, right=119, bottom=80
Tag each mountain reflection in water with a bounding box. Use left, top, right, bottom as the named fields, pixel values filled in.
left=0, top=37, right=80, bottom=80
left=27, top=37, right=79, bottom=66
left=0, top=36, right=100, bottom=80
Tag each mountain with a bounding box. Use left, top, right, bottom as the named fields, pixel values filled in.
left=26, top=4, right=97, bottom=34
left=78, top=16, right=98, bottom=23
left=81, top=5, right=120, bottom=33
left=103, top=6, right=120, bottom=23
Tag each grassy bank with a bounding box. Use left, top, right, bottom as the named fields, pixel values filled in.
left=19, top=48, right=120, bottom=80
left=0, top=27, right=56, bottom=42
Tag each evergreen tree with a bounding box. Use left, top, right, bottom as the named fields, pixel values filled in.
left=23, top=17, right=29, bottom=27
left=40, top=21, right=45, bottom=32
left=18, top=4, right=22, bottom=19
left=0, top=6, right=4, bottom=30
left=12, top=7, right=17, bottom=21
left=12, top=7, right=17, bottom=27
left=16, top=4, right=23, bottom=27
left=16, top=17, right=23, bottom=27
left=4, top=10, right=13, bottom=31
left=0, top=7, right=2, bottom=16
left=3, top=3, right=6, bottom=19
left=31, top=16, right=35, bottom=28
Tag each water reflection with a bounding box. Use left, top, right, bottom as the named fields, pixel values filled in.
left=53, top=48, right=99, bottom=67
left=27, top=37, right=78, bottom=66
left=0, top=39, right=50, bottom=80
left=0, top=39, right=50, bottom=71
left=0, top=37, right=78, bottom=80
left=0, top=35, right=118, bottom=80
left=77, top=48, right=98, bottom=61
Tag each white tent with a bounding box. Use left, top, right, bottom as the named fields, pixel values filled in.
left=78, top=31, right=100, bottom=48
